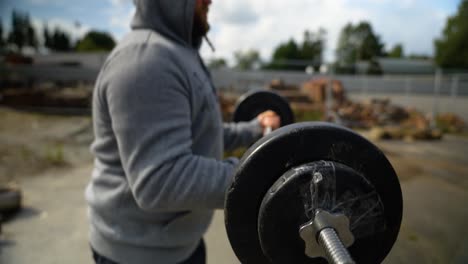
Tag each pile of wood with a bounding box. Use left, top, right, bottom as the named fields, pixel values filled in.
left=220, top=78, right=466, bottom=141
left=436, top=113, right=466, bottom=133
left=268, top=79, right=298, bottom=91
left=369, top=125, right=443, bottom=141
left=299, top=78, right=463, bottom=140
left=334, top=98, right=410, bottom=128
left=267, top=79, right=319, bottom=112
left=0, top=87, right=91, bottom=109
left=301, top=78, right=346, bottom=105
left=333, top=98, right=446, bottom=140
left=218, top=93, right=237, bottom=121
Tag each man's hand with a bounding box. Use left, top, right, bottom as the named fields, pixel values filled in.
left=257, top=110, right=281, bottom=135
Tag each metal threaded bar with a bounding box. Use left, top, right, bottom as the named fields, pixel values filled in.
left=318, top=228, right=355, bottom=264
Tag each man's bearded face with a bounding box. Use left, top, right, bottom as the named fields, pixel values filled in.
left=193, top=0, right=211, bottom=38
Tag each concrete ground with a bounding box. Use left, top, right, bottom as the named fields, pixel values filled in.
left=379, top=136, right=468, bottom=263
left=2, top=135, right=468, bottom=264
left=0, top=164, right=239, bottom=264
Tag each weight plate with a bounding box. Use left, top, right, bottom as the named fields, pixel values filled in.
left=259, top=161, right=388, bottom=263
left=224, top=122, right=402, bottom=264
left=232, top=90, right=294, bottom=126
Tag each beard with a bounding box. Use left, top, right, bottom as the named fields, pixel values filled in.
left=192, top=6, right=210, bottom=42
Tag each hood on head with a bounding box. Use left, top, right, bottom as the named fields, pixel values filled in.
left=131, top=0, right=201, bottom=48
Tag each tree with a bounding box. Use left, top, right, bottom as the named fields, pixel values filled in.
left=43, top=25, right=52, bottom=49
left=272, top=39, right=302, bottom=61
left=207, top=58, right=227, bottom=69
left=42, top=24, right=72, bottom=51
left=336, top=21, right=385, bottom=73
left=266, top=39, right=302, bottom=70
left=434, top=0, right=468, bottom=68
left=7, top=11, right=27, bottom=51
left=265, top=29, right=326, bottom=71
left=335, top=23, right=356, bottom=71
left=0, top=18, right=4, bottom=49
left=27, top=23, right=38, bottom=49
left=301, top=29, right=326, bottom=66
left=76, top=31, right=116, bottom=52
left=388, top=44, right=404, bottom=58
left=7, top=10, right=38, bottom=51
left=52, top=28, right=71, bottom=51
left=234, top=50, right=262, bottom=70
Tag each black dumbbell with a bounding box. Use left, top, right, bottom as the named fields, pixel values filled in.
left=225, top=122, right=403, bottom=264
left=233, top=90, right=294, bottom=134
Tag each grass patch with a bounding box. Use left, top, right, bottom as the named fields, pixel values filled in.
left=408, top=234, right=419, bottom=242
left=454, top=131, right=468, bottom=138
left=224, top=147, right=247, bottom=159
left=20, top=145, right=32, bottom=160
left=294, top=109, right=323, bottom=122
left=435, top=113, right=466, bottom=134
left=44, top=143, right=67, bottom=166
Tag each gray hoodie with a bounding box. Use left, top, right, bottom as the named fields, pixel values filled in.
left=85, top=0, right=262, bottom=263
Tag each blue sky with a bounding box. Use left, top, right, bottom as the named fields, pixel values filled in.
left=0, top=0, right=462, bottom=63
left=1, top=0, right=133, bottom=38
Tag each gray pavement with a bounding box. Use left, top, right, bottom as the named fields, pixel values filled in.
left=377, top=136, right=468, bottom=263
left=0, top=166, right=92, bottom=264
left=0, top=165, right=239, bottom=264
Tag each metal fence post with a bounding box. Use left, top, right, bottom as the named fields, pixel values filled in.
left=451, top=74, right=459, bottom=100
left=361, top=75, right=368, bottom=96
left=431, top=69, right=442, bottom=128
left=327, top=68, right=334, bottom=121
left=405, top=77, right=412, bottom=106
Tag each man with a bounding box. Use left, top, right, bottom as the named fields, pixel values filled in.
left=85, top=0, right=280, bottom=263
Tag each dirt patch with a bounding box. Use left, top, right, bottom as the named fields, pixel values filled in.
left=377, top=139, right=468, bottom=188
left=0, top=107, right=93, bottom=184
left=0, top=142, right=68, bottom=184
left=385, top=154, right=425, bottom=182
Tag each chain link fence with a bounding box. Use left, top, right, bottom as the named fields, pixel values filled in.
left=211, top=69, right=468, bottom=96
left=1, top=65, right=467, bottom=120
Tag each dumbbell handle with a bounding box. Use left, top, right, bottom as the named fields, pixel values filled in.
left=318, top=228, right=355, bottom=264
left=299, top=210, right=355, bottom=264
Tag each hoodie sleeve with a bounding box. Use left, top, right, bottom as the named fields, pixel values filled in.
left=102, top=45, right=235, bottom=211
left=223, top=120, right=263, bottom=152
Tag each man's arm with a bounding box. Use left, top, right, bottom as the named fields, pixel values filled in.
left=223, top=110, right=281, bottom=151
left=103, top=46, right=235, bottom=212
left=223, top=120, right=263, bottom=152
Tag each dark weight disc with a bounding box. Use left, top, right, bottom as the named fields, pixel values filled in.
left=232, top=90, right=294, bottom=126
left=224, top=122, right=402, bottom=264
left=258, top=161, right=389, bottom=263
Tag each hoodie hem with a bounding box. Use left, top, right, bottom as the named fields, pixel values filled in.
left=89, top=225, right=199, bottom=264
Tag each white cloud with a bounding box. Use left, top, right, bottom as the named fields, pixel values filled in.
left=361, top=0, right=448, bottom=57
left=109, top=8, right=134, bottom=32
left=200, top=0, right=448, bottom=65
left=101, top=0, right=450, bottom=65
left=202, top=0, right=369, bottom=64
left=211, top=2, right=259, bottom=25
left=106, top=0, right=134, bottom=40
left=31, top=17, right=90, bottom=44
left=109, top=0, right=131, bottom=6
